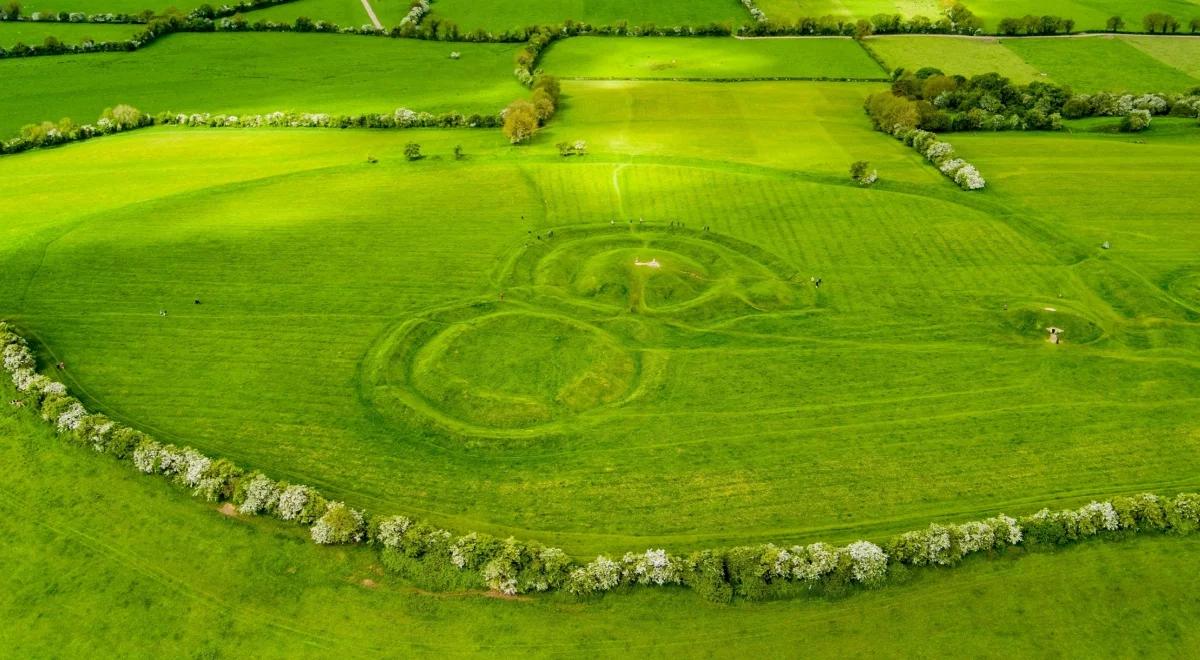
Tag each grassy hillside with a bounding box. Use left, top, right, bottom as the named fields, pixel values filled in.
left=0, top=32, right=524, bottom=136
left=427, top=0, right=749, bottom=33
left=540, top=36, right=886, bottom=79
left=3, top=88, right=1198, bottom=556
left=1126, top=35, right=1200, bottom=78
left=4, top=402, right=1200, bottom=655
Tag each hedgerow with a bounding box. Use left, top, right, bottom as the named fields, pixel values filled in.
left=0, top=105, right=501, bottom=158
left=4, top=321, right=1200, bottom=601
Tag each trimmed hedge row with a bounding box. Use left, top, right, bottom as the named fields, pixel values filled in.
left=1, top=105, right=499, bottom=158
left=5, top=321, right=1200, bottom=602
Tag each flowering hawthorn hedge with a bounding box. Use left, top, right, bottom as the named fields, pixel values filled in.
left=0, top=105, right=500, bottom=158
left=4, top=321, right=1199, bottom=601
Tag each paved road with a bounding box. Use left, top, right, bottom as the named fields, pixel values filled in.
left=360, top=0, right=383, bottom=29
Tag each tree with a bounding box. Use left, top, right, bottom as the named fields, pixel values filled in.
left=531, top=88, right=556, bottom=123
left=502, top=99, right=537, bottom=144
left=1106, top=15, right=1125, bottom=31
left=849, top=161, right=877, bottom=186
left=1120, top=109, right=1151, bottom=132
left=1191, top=17, right=1200, bottom=33
left=404, top=142, right=422, bottom=160
left=1, top=2, right=20, bottom=19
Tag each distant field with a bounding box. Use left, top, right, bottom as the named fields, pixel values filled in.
left=1125, top=35, right=1200, bottom=78
left=0, top=21, right=141, bottom=48
left=0, top=32, right=524, bottom=136
left=865, top=35, right=1047, bottom=83
left=867, top=35, right=1200, bottom=91
left=541, top=36, right=886, bottom=79
left=1005, top=36, right=1200, bottom=91
left=427, top=0, right=749, bottom=33
left=249, top=0, right=388, bottom=27
left=755, top=0, right=1200, bottom=31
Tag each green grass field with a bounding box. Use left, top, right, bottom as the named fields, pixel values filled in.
left=540, top=36, right=886, bottom=79
left=5, top=403, right=1200, bottom=655
left=865, top=35, right=1049, bottom=83
left=0, top=32, right=524, bottom=136
left=1004, top=36, right=1200, bottom=91
left=867, top=35, right=1200, bottom=91
left=427, top=0, right=749, bottom=33
left=3, top=82, right=1199, bottom=556
left=249, top=0, right=402, bottom=28
left=755, top=0, right=1200, bottom=31
left=5, top=15, right=1200, bottom=655
left=0, top=21, right=142, bottom=48
left=1126, top=36, right=1200, bottom=78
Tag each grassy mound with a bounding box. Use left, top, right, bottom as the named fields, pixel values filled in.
left=411, top=311, right=638, bottom=429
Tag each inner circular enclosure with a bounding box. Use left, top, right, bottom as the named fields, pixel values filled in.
left=409, top=312, right=638, bottom=430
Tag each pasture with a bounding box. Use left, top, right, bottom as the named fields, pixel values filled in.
left=867, top=35, right=1200, bottom=91
left=755, top=0, right=1200, bottom=31
left=3, top=88, right=1199, bottom=555
left=426, top=0, right=749, bottom=33
left=865, top=35, right=1048, bottom=83
left=4, top=403, right=1200, bottom=656
left=0, top=32, right=523, bottom=136
left=4, top=9, right=1200, bottom=655
left=0, top=21, right=141, bottom=48
left=540, top=36, right=886, bottom=79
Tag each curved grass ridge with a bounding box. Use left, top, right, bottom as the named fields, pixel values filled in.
left=3, top=320, right=1198, bottom=601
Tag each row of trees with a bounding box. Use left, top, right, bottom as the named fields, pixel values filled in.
left=878, top=68, right=1200, bottom=133
left=502, top=74, right=559, bottom=143
left=997, top=15, right=1073, bottom=35
left=6, top=320, right=1200, bottom=601
left=740, top=2, right=983, bottom=37
left=861, top=110, right=986, bottom=190
left=1, top=105, right=150, bottom=155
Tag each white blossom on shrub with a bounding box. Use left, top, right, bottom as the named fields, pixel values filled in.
left=54, top=401, right=87, bottom=433
left=622, top=549, right=680, bottom=585
left=276, top=484, right=310, bottom=521
left=956, top=520, right=996, bottom=555
left=310, top=501, right=365, bottom=545
left=1078, top=501, right=1119, bottom=533
left=924, top=141, right=954, bottom=163
left=132, top=441, right=163, bottom=473
left=2, top=343, right=34, bottom=372
left=794, top=542, right=839, bottom=583
left=376, top=515, right=413, bottom=549
left=954, top=164, right=986, bottom=190
left=846, top=541, right=888, bottom=584
left=567, top=555, right=622, bottom=595
left=238, top=473, right=280, bottom=514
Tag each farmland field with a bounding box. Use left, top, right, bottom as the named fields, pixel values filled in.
left=867, top=35, right=1200, bottom=91
left=755, top=0, right=1200, bottom=31
left=4, top=5, right=1200, bottom=656
left=541, top=36, right=886, bottom=79
left=0, top=32, right=523, bottom=135
left=427, top=0, right=750, bottom=32
left=5, top=404, right=1200, bottom=656
left=0, top=21, right=142, bottom=48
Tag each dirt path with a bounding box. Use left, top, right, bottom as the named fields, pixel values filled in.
left=360, top=0, right=383, bottom=30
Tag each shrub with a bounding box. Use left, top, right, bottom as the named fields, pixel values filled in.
left=236, top=472, right=280, bottom=514
left=1120, top=109, right=1152, bottom=132
left=567, top=555, right=622, bottom=595
left=846, top=541, right=888, bottom=584
left=310, top=501, right=366, bottom=544
left=622, top=548, right=681, bottom=585
left=404, top=142, right=422, bottom=160
left=849, top=160, right=878, bottom=186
